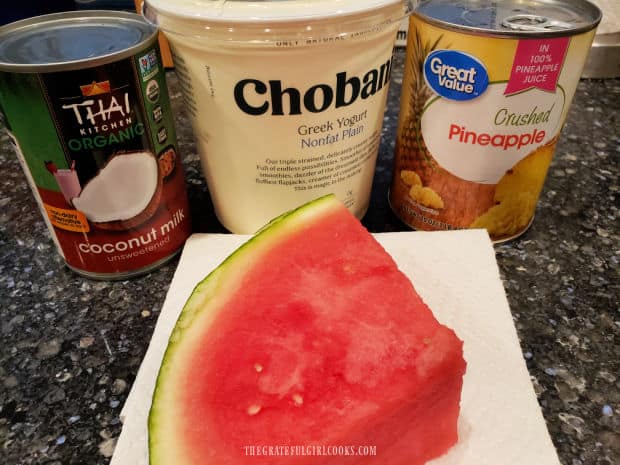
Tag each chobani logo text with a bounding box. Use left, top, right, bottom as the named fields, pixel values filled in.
left=61, top=81, right=144, bottom=151
left=234, top=58, right=393, bottom=115
left=424, top=50, right=489, bottom=101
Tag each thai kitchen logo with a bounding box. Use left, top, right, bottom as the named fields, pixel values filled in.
left=79, top=80, right=111, bottom=97
left=61, top=80, right=145, bottom=152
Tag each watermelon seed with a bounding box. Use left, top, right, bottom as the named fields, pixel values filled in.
left=254, top=363, right=263, bottom=373
left=247, top=404, right=262, bottom=416
left=292, top=394, right=304, bottom=406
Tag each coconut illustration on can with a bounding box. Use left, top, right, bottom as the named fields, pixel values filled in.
left=144, top=0, right=413, bottom=234
left=71, top=151, right=162, bottom=230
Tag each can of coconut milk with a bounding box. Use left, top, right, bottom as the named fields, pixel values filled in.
left=390, top=0, right=601, bottom=242
left=0, top=11, right=191, bottom=279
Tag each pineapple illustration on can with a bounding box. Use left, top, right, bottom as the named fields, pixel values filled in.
left=390, top=0, right=601, bottom=242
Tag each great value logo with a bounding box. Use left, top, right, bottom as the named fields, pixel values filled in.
left=424, top=50, right=488, bottom=101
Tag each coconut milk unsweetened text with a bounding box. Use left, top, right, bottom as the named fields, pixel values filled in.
left=145, top=0, right=413, bottom=234
left=0, top=11, right=191, bottom=279
left=390, top=0, right=601, bottom=241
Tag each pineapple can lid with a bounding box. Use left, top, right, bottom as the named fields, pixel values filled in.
left=414, top=0, right=601, bottom=38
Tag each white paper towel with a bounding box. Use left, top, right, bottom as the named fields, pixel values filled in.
left=111, top=230, right=561, bottom=465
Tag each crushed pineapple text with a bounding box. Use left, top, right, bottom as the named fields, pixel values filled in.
left=448, top=124, right=545, bottom=150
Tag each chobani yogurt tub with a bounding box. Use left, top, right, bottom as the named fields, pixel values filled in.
left=144, top=0, right=413, bottom=233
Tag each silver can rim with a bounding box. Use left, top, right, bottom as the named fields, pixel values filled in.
left=0, top=10, right=159, bottom=73
left=413, top=0, right=602, bottom=39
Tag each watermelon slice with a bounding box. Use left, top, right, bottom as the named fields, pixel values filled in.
left=149, top=195, right=466, bottom=465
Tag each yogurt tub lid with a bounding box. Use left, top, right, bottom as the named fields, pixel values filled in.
left=0, top=10, right=157, bottom=72
left=145, top=0, right=411, bottom=22
left=414, top=0, right=601, bottom=37
left=144, top=0, right=412, bottom=43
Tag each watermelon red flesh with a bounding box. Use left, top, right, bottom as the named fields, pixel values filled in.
left=149, top=196, right=466, bottom=465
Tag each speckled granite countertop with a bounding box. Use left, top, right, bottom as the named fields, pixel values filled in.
left=0, top=49, right=618, bottom=465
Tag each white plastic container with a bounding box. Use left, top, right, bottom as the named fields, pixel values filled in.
left=144, top=0, right=412, bottom=233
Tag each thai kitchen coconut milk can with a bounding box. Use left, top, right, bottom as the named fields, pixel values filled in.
left=390, top=0, right=601, bottom=242
left=0, top=11, right=191, bottom=279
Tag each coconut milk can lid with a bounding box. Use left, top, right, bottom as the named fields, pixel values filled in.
left=415, top=0, right=601, bottom=37
left=144, top=0, right=412, bottom=22
left=0, top=11, right=156, bottom=72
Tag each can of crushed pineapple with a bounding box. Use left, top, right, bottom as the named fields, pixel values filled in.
left=390, top=0, right=601, bottom=241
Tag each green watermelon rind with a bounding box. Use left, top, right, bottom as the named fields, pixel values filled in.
left=148, top=194, right=338, bottom=464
